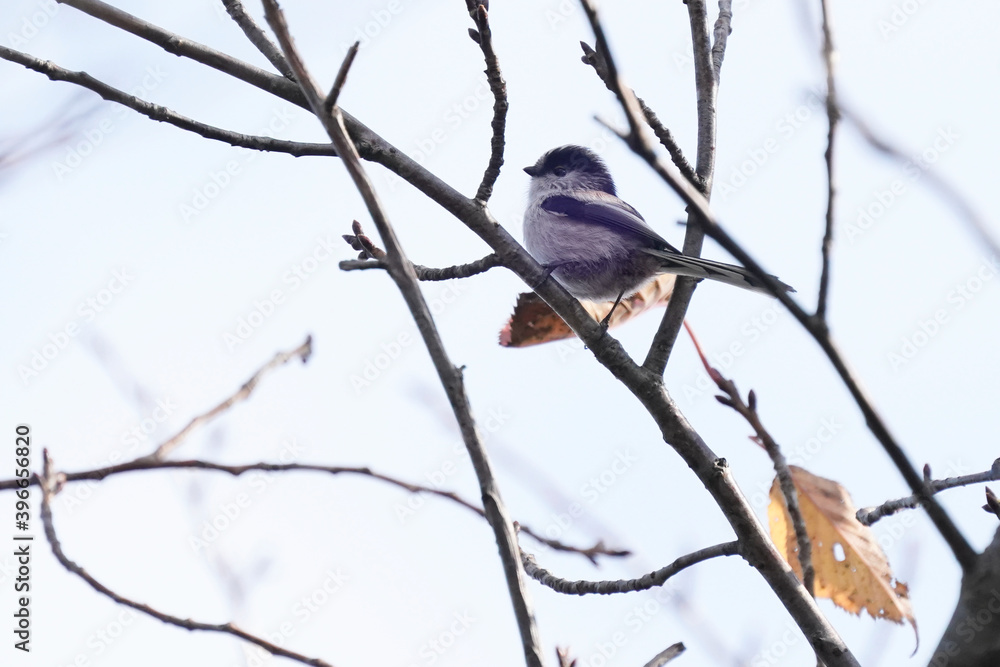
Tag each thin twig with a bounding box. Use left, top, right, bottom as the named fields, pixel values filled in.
left=577, top=1, right=647, bottom=149
left=579, top=42, right=700, bottom=189
left=340, top=255, right=502, bottom=281
left=58, top=0, right=310, bottom=107
left=843, top=107, right=1000, bottom=259
left=0, top=45, right=337, bottom=158
left=643, top=643, right=686, bottom=667
left=341, top=220, right=503, bottom=279
left=815, top=0, right=840, bottom=324
left=221, top=0, right=295, bottom=79
left=686, top=0, right=721, bottom=196
left=642, top=0, right=728, bottom=376
left=710, top=0, right=733, bottom=81
left=522, top=541, right=739, bottom=595
left=37, top=452, right=334, bottom=667
left=467, top=2, right=508, bottom=203
left=684, top=321, right=814, bottom=595
left=858, top=458, right=1000, bottom=525
left=1, top=457, right=627, bottom=562
left=146, top=336, right=312, bottom=460
left=260, top=4, right=544, bottom=664
left=575, top=0, right=976, bottom=576
left=324, top=41, right=359, bottom=111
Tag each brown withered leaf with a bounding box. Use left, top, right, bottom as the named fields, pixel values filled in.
left=768, top=466, right=917, bottom=639
left=499, top=275, right=675, bottom=347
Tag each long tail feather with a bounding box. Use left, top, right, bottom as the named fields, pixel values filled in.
left=641, top=248, right=795, bottom=294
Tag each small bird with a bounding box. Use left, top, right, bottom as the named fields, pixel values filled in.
left=523, top=145, right=793, bottom=324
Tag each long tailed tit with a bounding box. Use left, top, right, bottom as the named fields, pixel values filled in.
left=523, top=146, right=793, bottom=323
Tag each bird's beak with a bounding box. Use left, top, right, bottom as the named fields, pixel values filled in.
left=523, top=165, right=539, bottom=177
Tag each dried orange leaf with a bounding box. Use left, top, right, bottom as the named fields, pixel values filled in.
left=499, top=275, right=675, bottom=347
left=768, top=466, right=917, bottom=636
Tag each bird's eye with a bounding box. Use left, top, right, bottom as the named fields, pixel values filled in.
left=553, top=166, right=567, bottom=177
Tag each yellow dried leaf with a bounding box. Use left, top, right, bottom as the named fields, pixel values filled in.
left=768, top=466, right=916, bottom=635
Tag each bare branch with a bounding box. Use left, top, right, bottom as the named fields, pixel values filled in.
left=521, top=541, right=739, bottom=595
left=815, top=0, right=841, bottom=324
left=858, top=458, right=1000, bottom=525
left=710, top=0, right=733, bottom=81
left=575, top=0, right=975, bottom=576
left=643, top=0, right=723, bottom=375
left=146, top=336, right=312, bottom=461
left=37, top=452, right=334, bottom=667
left=3, top=457, right=626, bottom=562
left=324, top=41, right=359, bottom=111
left=685, top=322, right=814, bottom=595
left=36, top=0, right=503, bottom=218
left=341, top=220, right=503, bottom=279
left=58, top=0, right=311, bottom=106
left=576, top=1, right=648, bottom=149
left=643, top=643, right=686, bottom=667
left=579, top=42, right=700, bottom=189
left=0, top=45, right=336, bottom=157
left=466, top=2, right=509, bottom=203
left=340, top=254, right=503, bottom=281
left=685, top=0, right=720, bottom=196
left=260, top=5, right=544, bottom=663
left=221, top=0, right=295, bottom=79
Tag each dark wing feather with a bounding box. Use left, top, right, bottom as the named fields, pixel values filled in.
left=540, top=192, right=681, bottom=253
